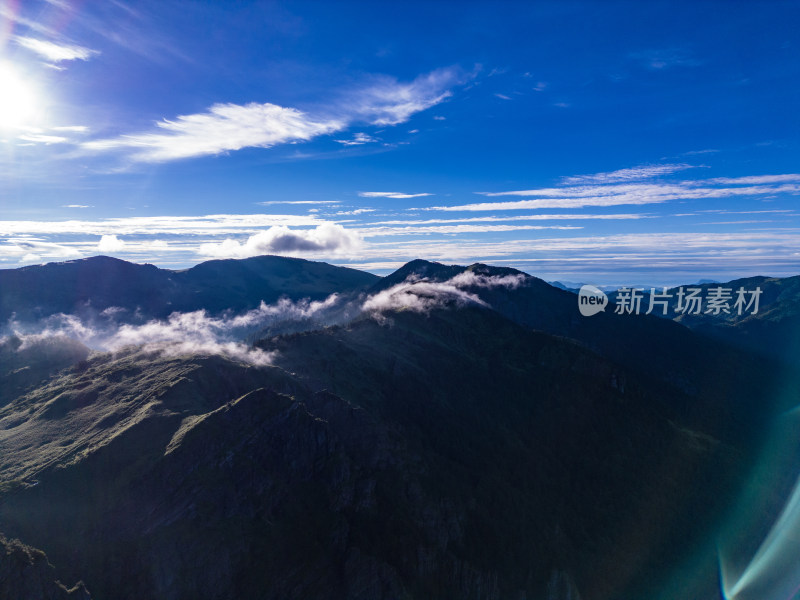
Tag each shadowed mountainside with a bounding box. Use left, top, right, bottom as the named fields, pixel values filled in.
left=0, top=534, right=90, bottom=600
left=0, top=256, right=797, bottom=599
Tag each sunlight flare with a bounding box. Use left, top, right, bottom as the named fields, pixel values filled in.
left=0, top=61, right=41, bottom=131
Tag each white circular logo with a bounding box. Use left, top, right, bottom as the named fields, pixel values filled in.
left=578, top=285, right=608, bottom=317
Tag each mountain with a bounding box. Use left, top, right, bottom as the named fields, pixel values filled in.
left=0, top=256, right=797, bottom=599
left=0, top=255, right=379, bottom=324
left=547, top=280, right=581, bottom=292
left=368, top=261, right=789, bottom=429
left=0, top=334, right=90, bottom=407
left=607, top=275, right=800, bottom=365
left=0, top=534, right=90, bottom=600
left=0, top=306, right=746, bottom=600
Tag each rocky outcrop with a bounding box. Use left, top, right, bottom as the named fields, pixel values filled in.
left=0, top=534, right=90, bottom=600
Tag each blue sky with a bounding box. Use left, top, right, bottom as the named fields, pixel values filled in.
left=0, top=0, right=799, bottom=284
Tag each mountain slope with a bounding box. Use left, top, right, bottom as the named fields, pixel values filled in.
left=0, top=334, right=90, bottom=407
left=369, top=260, right=793, bottom=434
left=0, top=256, right=797, bottom=599
left=0, top=304, right=752, bottom=600
left=655, top=276, right=799, bottom=365
left=259, top=306, right=757, bottom=600
left=0, top=534, right=90, bottom=600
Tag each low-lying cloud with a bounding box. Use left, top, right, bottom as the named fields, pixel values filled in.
left=361, top=271, right=527, bottom=316
left=4, top=266, right=530, bottom=363
left=7, top=294, right=343, bottom=367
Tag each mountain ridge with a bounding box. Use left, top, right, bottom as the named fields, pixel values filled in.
left=0, top=255, right=798, bottom=599
left=0, top=255, right=379, bottom=324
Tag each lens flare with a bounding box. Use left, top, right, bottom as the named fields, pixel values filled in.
left=719, top=407, right=800, bottom=600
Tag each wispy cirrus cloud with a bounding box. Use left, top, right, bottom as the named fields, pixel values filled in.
left=430, top=168, right=800, bottom=210
left=52, top=125, right=90, bottom=133
left=360, top=224, right=582, bottom=237
left=82, top=67, right=467, bottom=163
left=83, top=103, right=345, bottom=162
left=0, top=239, right=81, bottom=264
left=335, top=132, right=378, bottom=146
left=14, top=36, right=99, bottom=63
left=17, top=133, right=69, bottom=144
left=704, top=174, right=800, bottom=185
left=561, top=163, right=695, bottom=184
left=359, top=191, right=432, bottom=199
left=349, top=67, right=465, bottom=126
left=256, top=200, right=340, bottom=206
left=631, top=48, right=702, bottom=70
left=0, top=4, right=55, bottom=36
left=373, top=214, right=648, bottom=225
left=0, top=213, right=325, bottom=237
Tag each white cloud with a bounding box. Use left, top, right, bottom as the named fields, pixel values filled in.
left=561, top=164, right=695, bottom=184
left=0, top=213, right=324, bottom=237
left=362, top=277, right=487, bottom=315
left=336, top=208, right=375, bottom=215
left=448, top=271, right=527, bottom=289
left=359, top=191, right=432, bottom=199
left=360, top=270, right=525, bottom=316
left=0, top=6, right=55, bottom=36
left=18, top=133, right=68, bottom=144
left=84, top=103, right=344, bottom=162
left=82, top=67, right=467, bottom=163
left=335, top=132, right=378, bottom=146
left=62, top=204, right=91, bottom=209
left=360, top=224, right=582, bottom=237
left=479, top=182, right=690, bottom=198
left=257, top=200, right=340, bottom=206
left=704, top=174, right=800, bottom=185
left=111, top=311, right=278, bottom=365
left=0, top=239, right=80, bottom=259
left=373, top=214, right=648, bottom=225
left=9, top=293, right=349, bottom=367
left=14, top=36, right=99, bottom=62
left=351, top=67, right=463, bottom=126
left=441, top=181, right=800, bottom=210
left=494, top=93, right=512, bottom=100
left=97, top=234, right=126, bottom=252
left=199, top=223, right=362, bottom=258
left=52, top=125, right=89, bottom=133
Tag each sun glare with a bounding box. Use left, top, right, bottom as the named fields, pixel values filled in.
left=0, top=62, right=40, bottom=131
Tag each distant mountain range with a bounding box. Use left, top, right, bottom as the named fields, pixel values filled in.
left=0, top=256, right=798, bottom=599
left=0, top=255, right=378, bottom=324
left=604, top=276, right=800, bottom=365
